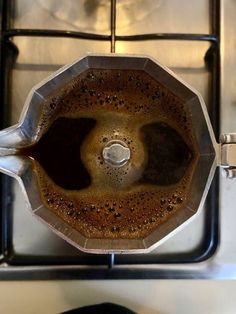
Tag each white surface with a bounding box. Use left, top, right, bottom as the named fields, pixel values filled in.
left=0, top=280, right=236, bottom=314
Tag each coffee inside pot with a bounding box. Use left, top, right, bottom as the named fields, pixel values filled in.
left=19, top=68, right=197, bottom=239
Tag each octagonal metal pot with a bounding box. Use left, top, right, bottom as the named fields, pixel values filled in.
left=0, top=54, right=235, bottom=254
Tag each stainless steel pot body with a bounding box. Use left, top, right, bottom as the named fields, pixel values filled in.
left=0, top=54, right=235, bottom=254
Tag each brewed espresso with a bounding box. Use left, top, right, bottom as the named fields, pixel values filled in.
left=19, top=69, right=197, bottom=239
left=22, top=118, right=96, bottom=190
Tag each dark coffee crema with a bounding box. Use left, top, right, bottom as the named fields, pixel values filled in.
left=20, top=69, right=198, bottom=239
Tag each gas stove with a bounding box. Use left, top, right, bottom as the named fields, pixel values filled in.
left=0, top=0, right=235, bottom=279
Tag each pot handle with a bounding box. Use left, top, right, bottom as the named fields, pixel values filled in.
left=220, top=133, right=236, bottom=178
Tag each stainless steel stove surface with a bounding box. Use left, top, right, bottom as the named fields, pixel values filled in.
left=0, top=0, right=235, bottom=279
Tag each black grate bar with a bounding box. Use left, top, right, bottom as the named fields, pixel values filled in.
left=116, top=33, right=217, bottom=42
left=110, top=0, right=116, bottom=52
left=198, top=0, right=220, bottom=262
left=0, top=0, right=18, bottom=261
left=3, top=29, right=218, bottom=44
left=4, top=29, right=109, bottom=40
left=209, top=0, right=220, bottom=138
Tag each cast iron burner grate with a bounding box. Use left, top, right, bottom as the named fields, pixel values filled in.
left=0, top=0, right=220, bottom=279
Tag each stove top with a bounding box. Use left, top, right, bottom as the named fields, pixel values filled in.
left=1, top=0, right=235, bottom=279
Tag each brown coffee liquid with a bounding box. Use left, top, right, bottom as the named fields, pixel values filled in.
left=22, top=118, right=96, bottom=190
left=140, top=122, right=192, bottom=186
left=19, top=69, right=198, bottom=239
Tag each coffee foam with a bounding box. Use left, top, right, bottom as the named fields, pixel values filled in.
left=23, top=69, right=198, bottom=239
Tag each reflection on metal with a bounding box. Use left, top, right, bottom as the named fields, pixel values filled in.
left=37, top=0, right=162, bottom=32
left=102, top=140, right=130, bottom=167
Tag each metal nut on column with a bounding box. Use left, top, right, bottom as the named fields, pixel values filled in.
left=102, top=140, right=130, bottom=167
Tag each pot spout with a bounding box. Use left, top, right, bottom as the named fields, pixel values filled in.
left=0, top=124, right=30, bottom=177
